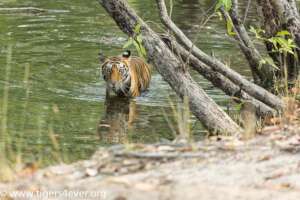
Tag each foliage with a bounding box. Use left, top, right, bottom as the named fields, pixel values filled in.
left=225, top=17, right=235, bottom=36
left=215, top=0, right=232, bottom=12
left=259, top=57, right=279, bottom=70
left=268, top=33, right=296, bottom=55
left=215, top=0, right=235, bottom=36
left=249, top=26, right=265, bottom=40
left=250, top=27, right=296, bottom=55
left=123, top=23, right=147, bottom=58
left=235, top=101, right=243, bottom=112
left=250, top=26, right=297, bottom=70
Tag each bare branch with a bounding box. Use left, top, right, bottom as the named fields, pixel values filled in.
left=156, top=0, right=284, bottom=110
left=223, top=0, right=275, bottom=87
left=161, top=36, right=276, bottom=117
left=243, top=0, right=251, bottom=23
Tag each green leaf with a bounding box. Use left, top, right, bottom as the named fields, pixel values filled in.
left=133, top=38, right=146, bottom=58
left=287, top=39, right=296, bottom=46
left=136, top=35, right=143, bottom=44
left=216, top=11, right=223, bottom=20
left=124, top=22, right=147, bottom=58
left=123, top=37, right=134, bottom=49
left=249, top=26, right=264, bottom=40
left=235, top=102, right=243, bottom=112
left=276, top=30, right=290, bottom=37
left=268, top=38, right=278, bottom=50
left=133, top=40, right=142, bottom=57
left=226, top=17, right=236, bottom=36
left=140, top=45, right=146, bottom=57
left=134, top=23, right=141, bottom=34
left=215, top=0, right=232, bottom=11
left=215, top=2, right=223, bottom=11
left=223, top=0, right=232, bottom=11
left=249, top=26, right=256, bottom=34
left=260, top=57, right=279, bottom=70
left=277, top=37, right=287, bottom=46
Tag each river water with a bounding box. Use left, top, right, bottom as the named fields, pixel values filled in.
left=0, top=0, right=255, bottom=165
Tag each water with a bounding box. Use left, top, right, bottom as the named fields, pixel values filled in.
left=0, top=0, right=253, bottom=165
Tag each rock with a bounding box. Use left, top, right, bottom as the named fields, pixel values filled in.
left=86, top=168, right=98, bottom=177
left=157, top=146, right=175, bottom=152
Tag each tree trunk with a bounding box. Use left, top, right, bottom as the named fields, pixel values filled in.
left=98, top=0, right=243, bottom=135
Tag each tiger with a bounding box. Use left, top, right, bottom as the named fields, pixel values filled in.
left=101, top=50, right=151, bottom=97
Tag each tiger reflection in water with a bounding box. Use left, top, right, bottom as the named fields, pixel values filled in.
left=97, top=96, right=136, bottom=144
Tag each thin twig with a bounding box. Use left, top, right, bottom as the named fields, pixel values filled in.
left=243, top=0, right=251, bottom=24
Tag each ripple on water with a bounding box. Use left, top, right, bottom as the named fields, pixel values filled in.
left=72, top=73, right=175, bottom=107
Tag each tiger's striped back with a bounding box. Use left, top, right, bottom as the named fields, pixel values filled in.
left=128, top=56, right=151, bottom=97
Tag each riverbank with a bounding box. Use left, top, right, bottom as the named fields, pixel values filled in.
left=0, top=125, right=300, bottom=200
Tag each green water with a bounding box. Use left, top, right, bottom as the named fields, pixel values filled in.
left=0, top=0, right=253, bottom=165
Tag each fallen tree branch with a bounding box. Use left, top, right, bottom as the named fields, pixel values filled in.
left=162, top=37, right=276, bottom=117
left=156, top=0, right=284, bottom=111
left=99, top=0, right=243, bottom=135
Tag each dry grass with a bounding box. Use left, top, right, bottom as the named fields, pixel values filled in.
left=163, top=95, right=193, bottom=143
left=0, top=45, right=66, bottom=182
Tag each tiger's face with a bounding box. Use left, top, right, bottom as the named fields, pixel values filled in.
left=102, top=57, right=131, bottom=95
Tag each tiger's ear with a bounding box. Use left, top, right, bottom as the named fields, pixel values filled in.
left=122, top=50, right=131, bottom=58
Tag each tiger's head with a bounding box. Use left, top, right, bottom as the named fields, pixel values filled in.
left=101, top=53, right=131, bottom=96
